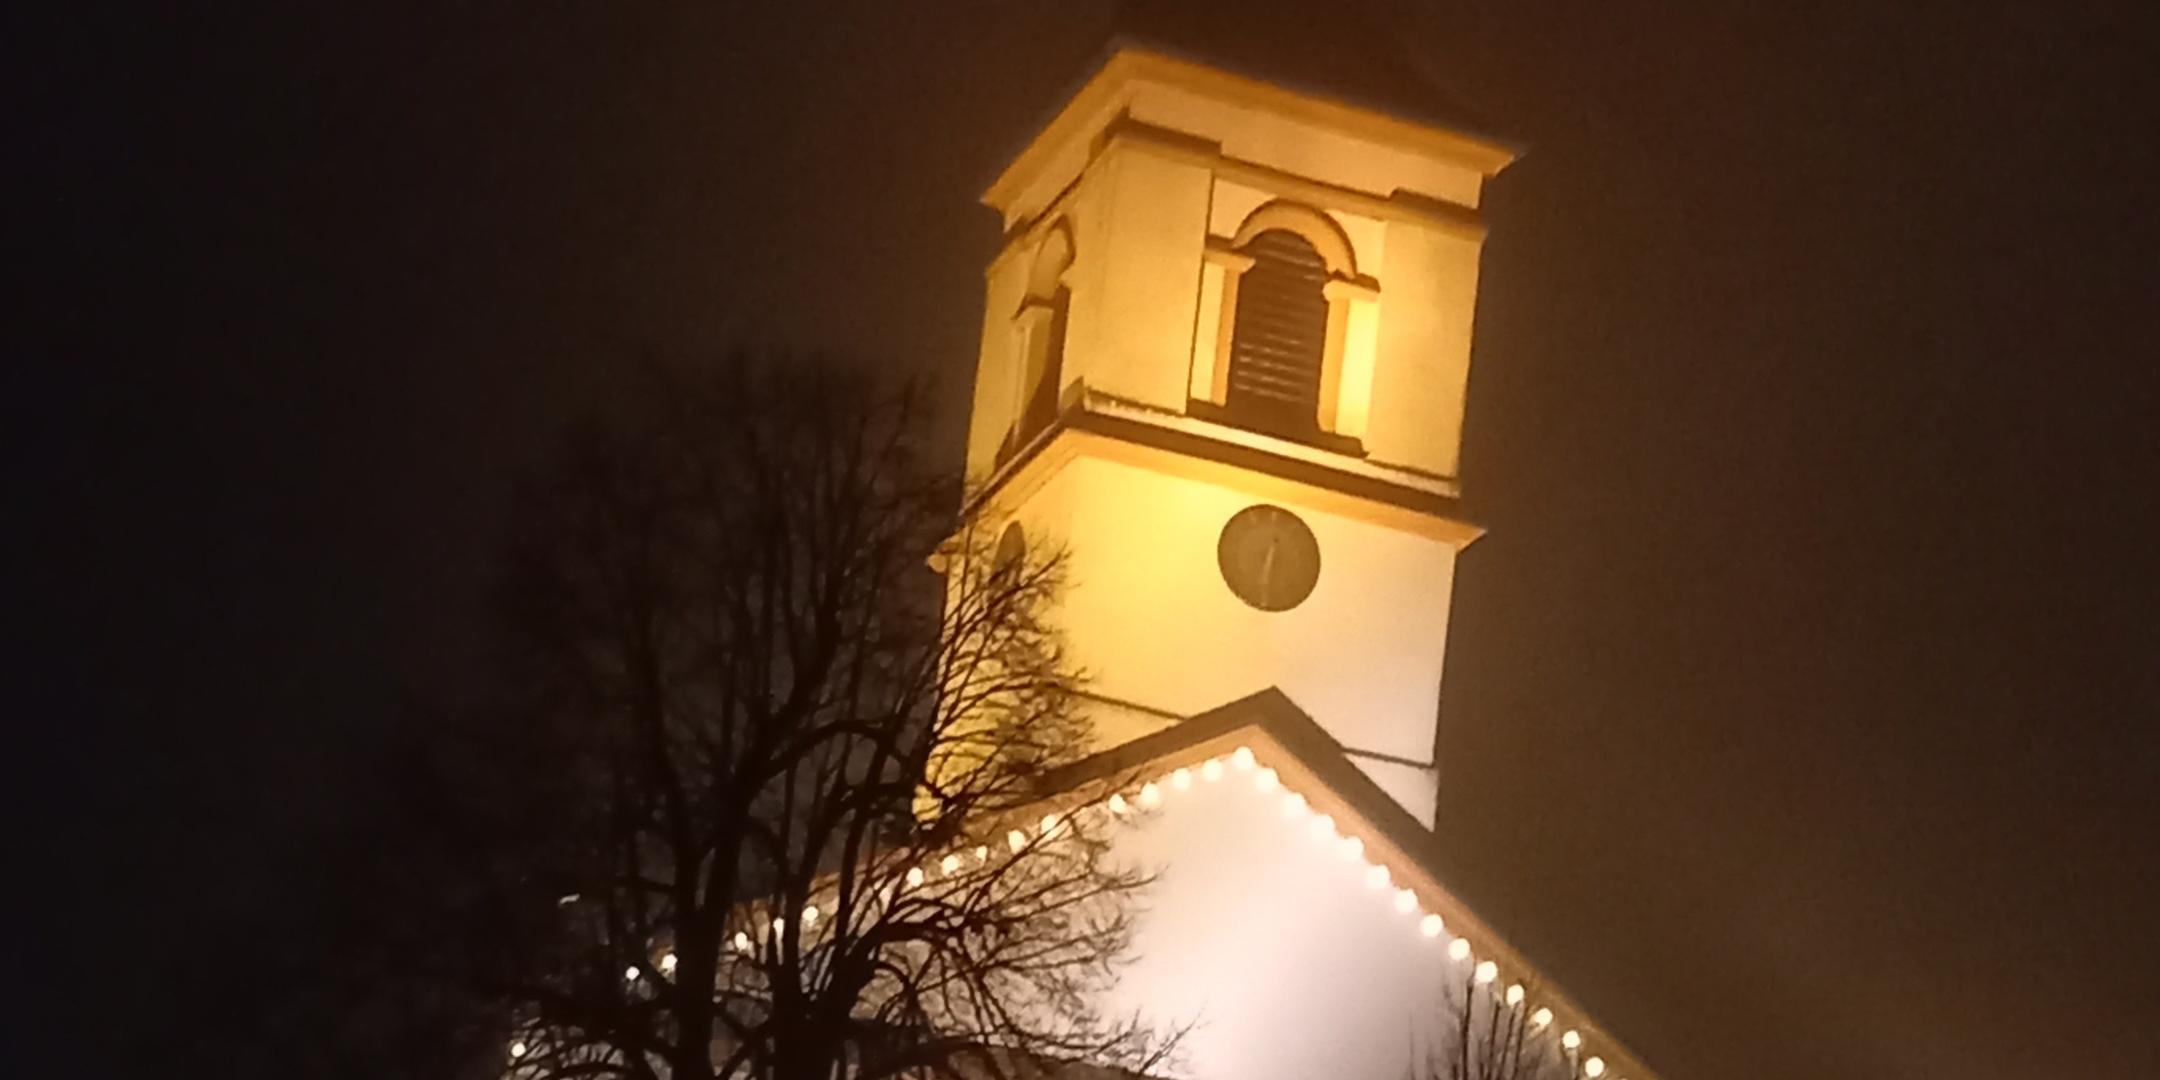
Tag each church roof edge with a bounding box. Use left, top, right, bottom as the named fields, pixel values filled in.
left=1029, top=688, right=1665, bottom=1080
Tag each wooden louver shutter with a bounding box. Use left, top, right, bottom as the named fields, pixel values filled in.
left=1225, top=229, right=1330, bottom=439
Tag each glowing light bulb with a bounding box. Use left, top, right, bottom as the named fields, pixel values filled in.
left=940, top=853, right=961, bottom=874
left=1562, top=1030, right=1582, bottom=1051
left=1475, top=960, right=1498, bottom=984
left=1007, top=828, right=1027, bottom=852
left=1365, top=864, right=1391, bottom=889
left=1108, top=792, right=1129, bottom=815
left=1201, top=758, right=1224, bottom=782
left=1505, top=983, right=1524, bottom=1006
left=1139, top=783, right=1162, bottom=808
left=510, top=1041, right=528, bottom=1059
left=1340, top=835, right=1364, bottom=860
left=1255, top=767, right=1279, bottom=792
left=1394, top=888, right=1418, bottom=914
left=1311, top=814, right=1336, bottom=840
left=1172, top=767, right=1192, bottom=791
left=1584, top=1057, right=1606, bottom=1078
left=1420, top=913, right=1445, bottom=938
left=906, top=866, right=924, bottom=888
left=770, top=918, right=784, bottom=936
left=1232, top=746, right=1255, bottom=770
left=625, top=965, right=641, bottom=982
left=659, top=952, right=678, bottom=975
left=801, top=905, right=819, bottom=927
left=1530, top=1007, right=1552, bottom=1029
left=734, top=931, right=751, bottom=952
left=974, top=844, right=989, bottom=862
left=1040, top=812, right=1060, bottom=835
left=1448, top=937, right=1471, bottom=962
left=1281, top=791, right=1308, bottom=817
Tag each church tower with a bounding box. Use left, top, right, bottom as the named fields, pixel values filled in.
left=962, top=32, right=1518, bottom=826
left=946, top=24, right=1662, bottom=1080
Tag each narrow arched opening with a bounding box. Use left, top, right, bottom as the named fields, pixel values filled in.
left=1222, top=228, right=1330, bottom=440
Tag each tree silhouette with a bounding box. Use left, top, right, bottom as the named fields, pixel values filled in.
left=482, top=354, right=1167, bottom=1080
left=1425, top=969, right=1581, bottom=1080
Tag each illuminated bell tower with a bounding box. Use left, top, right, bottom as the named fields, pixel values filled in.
left=963, top=39, right=1518, bottom=826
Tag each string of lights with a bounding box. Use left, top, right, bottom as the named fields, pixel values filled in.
left=514, top=740, right=1636, bottom=1080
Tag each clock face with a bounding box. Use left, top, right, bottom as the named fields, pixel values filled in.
left=1217, top=504, right=1320, bottom=612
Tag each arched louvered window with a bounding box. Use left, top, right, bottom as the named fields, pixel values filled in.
left=1017, top=284, right=1068, bottom=438
left=1000, top=224, right=1074, bottom=465
left=1223, top=229, right=1330, bottom=440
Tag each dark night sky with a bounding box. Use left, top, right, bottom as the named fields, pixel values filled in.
left=21, top=2, right=2158, bottom=1077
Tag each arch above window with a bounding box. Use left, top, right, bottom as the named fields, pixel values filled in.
left=1001, top=221, right=1075, bottom=464
left=1191, top=201, right=1378, bottom=453
left=1024, top=223, right=1074, bottom=302
left=1229, top=201, right=1359, bottom=279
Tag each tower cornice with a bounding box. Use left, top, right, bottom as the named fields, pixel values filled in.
left=984, top=46, right=1520, bottom=223
left=963, top=383, right=1484, bottom=550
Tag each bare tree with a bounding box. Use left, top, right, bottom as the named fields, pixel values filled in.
left=1423, top=970, right=1574, bottom=1080
left=485, top=354, right=1167, bottom=1080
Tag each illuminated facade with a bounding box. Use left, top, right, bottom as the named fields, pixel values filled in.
left=960, top=37, right=1662, bottom=1080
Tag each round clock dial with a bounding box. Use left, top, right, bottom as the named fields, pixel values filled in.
left=1217, top=504, right=1320, bottom=611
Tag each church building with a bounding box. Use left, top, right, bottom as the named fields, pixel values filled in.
left=955, top=23, right=1662, bottom=1080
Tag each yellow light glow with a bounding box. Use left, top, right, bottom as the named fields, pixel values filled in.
left=801, top=905, right=819, bottom=926
left=1505, top=983, right=1524, bottom=1006
left=1420, top=913, right=1445, bottom=938
left=1448, top=937, right=1471, bottom=962
left=1365, top=864, right=1391, bottom=889
left=510, top=1041, right=528, bottom=1059
left=1475, top=960, right=1497, bottom=984
left=1040, top=812, right=1060, bottom=835
left=1393, top=888, right=1418, bottom=913
left=1561, top=1030, right=1582, bottom=1051
left=1108, top=792, right=1130, bottom=814
left=1281, top=792, right=1308, bottom=817
left=1139, top=783, right=1162, bottom=808
left=960, top=42, right=1504, bottom=804
left=906, top=866, right=925, bottom=888
left=734, top=931, right=751, bottom=952
left=941, top=853, right=961, bottom=874
left=1232, top=746, right=1256, bottom=769
left=1334, top=296, right=1381, bottom=437
left=1584, top=1057, right=1606, bottom=1078
left=1311, top=814, right=1336, bottom=839
left=1255, top=767, right=1280, bottom=792
left=1172, top=767, right=1193, bottom=790
left=1008, top=828, right=1027, bottom=852
left=624, top=965, right=640, bottom=982
left=659, top=952, right=678, bottom=975
left=1530, top=1007, right=1552, bottom=1029
left=1201, top=758, right=1224, bottom=782
left=974, top=844, right=989, bottom=862
left=1340, top=835, right=1364, bottom=859
left=770, top=918, right=784, bottom=936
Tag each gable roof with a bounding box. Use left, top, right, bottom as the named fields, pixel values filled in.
left=1034, top=688, right=1662, bottom=1080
